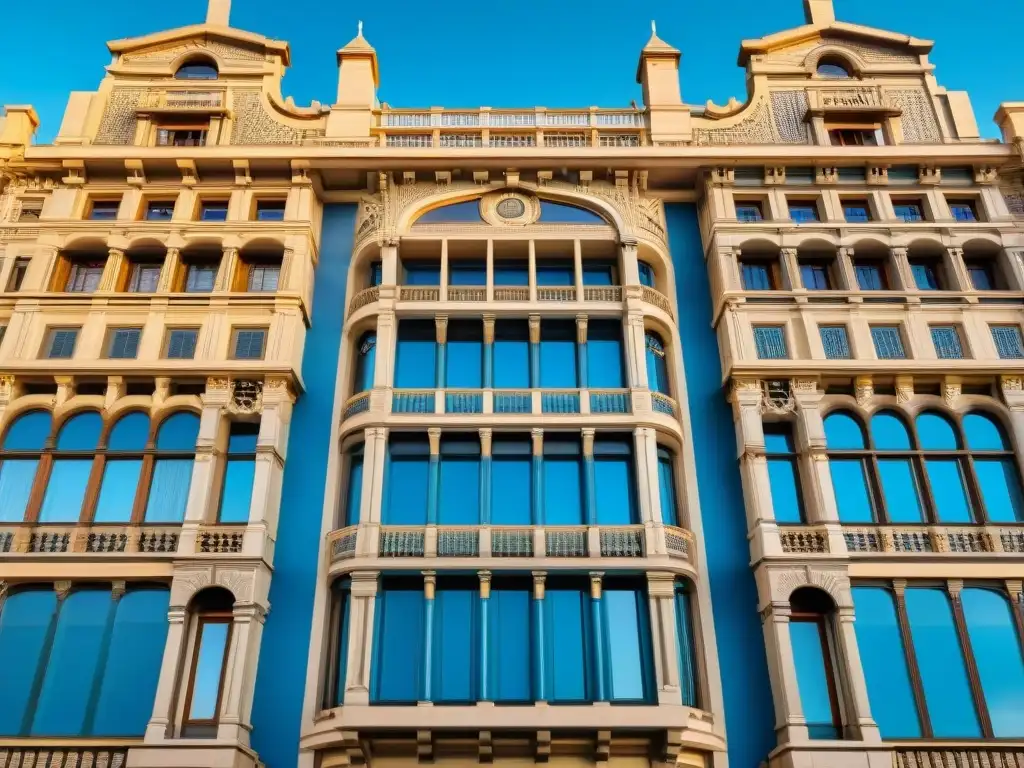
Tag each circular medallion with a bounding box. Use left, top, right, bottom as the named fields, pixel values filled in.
left=496, top=198, right=526, bottom=219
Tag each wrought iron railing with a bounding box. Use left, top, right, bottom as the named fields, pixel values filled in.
left=328, top=526, right=358, bottom=562
left=343, top=392, right=371, bottom=420
left=842, top=525, right=1006, bottom=554
left=545, top=527, right=588, bottom=557
left=379, top=527, right=426, bottom=557
left=437, top=527, right=480, bottom=557
left=491, top=527, right=534, bottom=557
left=197, top=526, right=245, bottom=554
left=599, top=526, right=645, bottom=557
left=445, top=391, right=483, bottom=414
left=590, top=390, right=630, bottom=414
left=493, top=390, right=532, bottom=413
left=664, top=525, right=694, bottom=560
left=651, top=392, right=679, bottom=418
left=392, top=390, right=435, bottom=413
left=399, top=285, right=440, bottom=301
left=583, top=286, right=623, bottom=302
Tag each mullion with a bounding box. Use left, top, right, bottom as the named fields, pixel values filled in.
left=892, top=585, right=933, bottom=738
left=947, top=586, right=994, bottom=737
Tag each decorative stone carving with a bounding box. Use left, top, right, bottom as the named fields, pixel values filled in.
left=231, top=89, right=305, bottom=146
left=230, top=380, right=264, bottom=414
left=95, top=88, right=144, bottom=145
left=896, top=376, right=914, bottom=404
left=693, top=98, right=775, bottom=146
left=885, top=89, right=941, bottom=143
left=1001, top=376, right=1024, bottom=392
left=771, top=91, right=810, bottom=143
left=480, top=191, right=541, bottom=226
left=122, top=39, right=266, bottom=63
left=771, top=566, right=851, bottom=608
left=943, top=382, right=962, bottom=409
left=855, top=376, right=874, bottom=406
left=761, top=379, right=795, bottom=415
left=216, top=568, right=256, bottom=604
left=1003, top=192, right=1024, bottom=217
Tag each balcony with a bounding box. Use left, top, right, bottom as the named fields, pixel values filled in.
left=775, top=524, right=1024, bottom=555
left=138, top=89, right=226, bottom=112
left=0, top=524, right=180, bottom=554
left=380, top=388, right=633, bottom=416
left=326, top=523, right=695, bottom=566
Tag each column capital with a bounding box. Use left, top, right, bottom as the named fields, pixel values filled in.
left=435, top=315, right=448, bottom=344
left=1005, top=580, right=1023, bottom=600
left=479, top=428, right=492, bottom=456
left=427, top=428, right=441, bottom=454
left=350, top=571, right=380, bottom=597
left=891, top=246, right=909, bottom=258
left=531, top=428, right=544, bottom=455
left=422, top=570, right=437, bottom=600
left=532, top=571, right=546, bottom=599
left=589, top=572, right=604, bottom=598
left=946, top=246, right=964, bottom=257
left=838, top=246, right=855, bottom=258
left=780, top=247, right=798, bottom=258
left=619, top=236, right=639, bottom=250
left=575, top=314, right=588, bottom=344
left=528, top=314, right=541, bottom=343
left=946, top=579, right=964, bottom=598
left=581, top=428, right=595, bottom=456
left=478, top=570, right=492, bottom=598
left=108, top=246, right=126, bottom=258
left=645, top=572, right=676, bottom=598
left=482, top=314, right=495, bottom=344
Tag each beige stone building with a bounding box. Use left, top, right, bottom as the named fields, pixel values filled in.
left=1, top=1, right=1023, bottom=768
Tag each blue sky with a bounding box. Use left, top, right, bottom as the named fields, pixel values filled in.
left=2, top=0, right=1020, bottom=143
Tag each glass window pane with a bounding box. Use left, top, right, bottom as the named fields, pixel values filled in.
left=595, top=449, right=636, bottom=525
left=870, top=412, right=912, bottom=450
left=658, top=454, right=680, bottom=526
left=0, top=589, right=57, bottom=735
left=877, top=459, right=924, bottom=523
left=395, top=322, right=437, bottom=389
left=156, top=413, right=200, bottom=451
left=345, top=452, right=363, bottom=528
left=449, top=262, right=486, bottom=286
left=3, top=411, right=52, bottom=450
left=536, top=262, right=574, bottom=286
left=587, top=320, right=624, bottom=389
left=39, top=459, right=93, bottom=523
left=768, top=458, right=803, bottom=523
left=646, top=333, right=670, bottom=395
left=447, top=321, right=483, bottom=388
left=851, top=587, right=921, bottom=738
left=56, top=412, right=103, bottom=450
left=227, top=424, right=259, bottom=455
left=107, top=413, right=150, bottom=451
left=916, top=412, right=959, bottom=450
left=439, top=456, right=480, bottom=524
left=92, top=588, right=170, bottom=736
left=540, top=321, right=578, bottom=388
left=332, top=589, right=351, bottom=705
left=790, top=620, right=838, bottom=739
left=905, top=588, right=981, bottom=738
left=494, top=321, right=530, bottom=388
left=0, top=459, right=39, bottom=522
left=961, top=588, right=1024, bottom=738
left=925, top=459, right=973, bottom=522
left=544, top=587, right=589, bottom=702
left=824, top=413, right=865, bottom=449
left=543, top=457, right=583, bottom=525
left=830, top=459, right=874, bottom=522
left=963, top=413, right=1009, bottom=451
left=489, top=587, right=531, bottom=702
left=674, top=585, right=698, bottom=707
left=218, top=459, right=255, bottom=523
left=354, top=333, right=376, bottom=393
left=433, top=586, right=477, bottom=703
left=975, top=458, right=1024, bottom=523
left=385, top=456, right=429, bottom=525
left=372, top=586, right=424, bottom=703
left=144, top=459, right=193, bottom=522
left=492, top=455, right=531, bottom=525
left=94, top=459, right=142, bottom=523
left=32, top=589, right=111, bottom=736
left=189, top=622, right=230, bottom=720
left=604, top=587, right=651, bottom=702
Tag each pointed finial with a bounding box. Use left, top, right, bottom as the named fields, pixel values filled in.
left=651, top=20, right=657, bottom=35
left=358, top=20, right=364, bottom=37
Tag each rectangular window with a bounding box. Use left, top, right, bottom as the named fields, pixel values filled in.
left=828, top=126, right=880, bottom=146
left=765, top=425, right=803, bottom=523
left=657, top=448, right=679, bottom=526
left=156, top=127, right=207, bottom=147
left=493, top=319, right=529, bottom=389
left=791, top=616, right=841, bottom=739
left=371, top=579, right=424, bottom=703
left=45, top=328, right=79, bottom=359
left=853, top=261, right=888, bottom=290
left=7, top=257, right=30, bottom=291
left=66, top=261, right=104, bottom=293
left=218, top=423, right=258, bottom=523
left=843, top=200, right=872, bottom=223
left=965, top=260, right=996, bottom=290
left=991, top=325, right=1024, bottom=359
left=439, top=436, right=481, bottom=525
left=199, top=200, right=229, bottom=221
left=144, top=201, right=176, bottom=221
left=800, top=261, right=832, bottom=290
left=449, top=260, right=486, bottom=286
left=587, top=319, right=624, bottom=389
left=128, top=262, right=161, bottom=293
left=447, top=320, right=483, bottom=388
left=754, top=326, right=788, bottom=360
left=602, top=580, right=654, bottom=702
left=931, top=326, right=964, bottom=360
left=492, top=436, right=531, bottom=525
left=536, top=259, right=574, bottom=286
left=344, top=447, right=364, bottom=527
left=246, top=263, right=281, bottom=292
left=232, top=328, right=267, bottom=360
left=432, top=579, right=478, bottom=703
left=893, top=201, right=925, bottom=223
left=88, top=200, right=120, bottom=221
left=819, top=325, right=851, bottom=360
left=871, top=326, right=906, bottom=359
left=493, top=259, right=528, bottom=286
left=910, top=260, right=943, bottom=290
left=165, top=328, right=199, bottom=359
left=543, top=436, right=583, bottom=525
left=740, top=260, right=776, bottom=290
left=107, top=328, right=142, bottom=359
left=17, top=199, right=43, bottom=221
left=403, top=260, right=441, bottom=286
left=735, top=201, right=764, bottom=222
left=184, top=263, right=217, bottom=293
left=489, top=580, right=532, bottom=702
left=788, top=200, right=820, bottom=223
left=582, top=262, right=617, bottom=286
left=947, top=199, right=978, bottom=222
left=384, top=435, right=430, bottom=525
left=543, top=582, right=590, bottom=703
left=395, top=319, right=437, bottom=388
left=255, top=199, right=286, bottom=221
left=594, top=437, right=637, bottom=525
left=539, top=319, right=578, bottom=388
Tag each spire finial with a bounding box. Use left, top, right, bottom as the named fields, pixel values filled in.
left=358, top=20, right=364, bottom=37
left=651, top=20, right=657, bottom=35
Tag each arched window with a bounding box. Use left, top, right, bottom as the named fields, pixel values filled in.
left=638, top=261, right=655, bottom=288
left=175, top=59, right=218, bottom=80
left=816, top=58, right=851, bottom=78
left=789, top=588, right=843, bottom=739
left=645, top=331, right=670, bottom=395
left=182, top=588, right=234, bottom=737
left=825, top=408, right=1019, bottom=524
left=145, top=413, right=200, bottom=523
left=95, top=411, right=150, bottom=523
left=673, top=579, right=700, bottom=707
left=0, top=410, right=52, bottom=522
left=41, top=411, right=102, bottom=523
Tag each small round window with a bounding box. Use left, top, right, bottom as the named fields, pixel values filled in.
left=816, top=58, right=851, bottom=78
left=175, top=60, right=219, bottom=80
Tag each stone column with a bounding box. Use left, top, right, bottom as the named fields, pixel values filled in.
left=792, top=380, right=845, bottom=551
left=243, top=379, right=294, bottom=556
left=145, top=604, right=188, bottom=740
left=780, top=247, right=802, bottom=290
left=215, top=246, right=240, bottom=292
left=531, top=428, right=544, bottom=525
left=634, top=426, right=666, bottom=555
left=482, top=315, right=495, bottom=389
left=439, top=238, right=449, bottom=301
left=625, top=312, right=648, bottom=391
left=943, top=247, right=972, bottom=291
left=381, top=240, right=399, bottom=286
left=343, top=571, right=379, bottom=705
left=573, top=239, right=584, bottom=300
left=835, top=604, right=881, bottom=742
left=581, top=428, right=597, bottom=526
left=835, top=246, right=858, bottom=291
left=157, top=247, right=180, bottom=293
left=479, top=429, right=492, bottom=525
left=762, top=601, right=808, bottom=742
left=528, top=239, right=538, bottom=302
left=99, top=247, right=125, bottom=292
left=485, top=240, right=495, bottom=301
left=646, top=572, right=683, bottom=705
left=620, top=237, right=640, bottom=287
left=421, top=571, right=437, bottom=703
left=575, top=314, right=589, bottom=389
left=528, top=315, right=541, bottom=388
left=373, top=311, right=396, bottom=390
left=427, top=428, right=441, bottom=525
left=217, top=601, right=266, bottom=745
left=589, top=572, right=608, bottom=701
left=434, top=315, right=448, bottom=390
left=890, top=246, right=916, bottom=291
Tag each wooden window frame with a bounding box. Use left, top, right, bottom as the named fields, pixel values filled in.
left=154, top=122, right=210, bottom=148
left=231, top=327, right=268, bottom=361
left=790, top=609, right=845, bottom=738
left=197, top=198, right=230, bottom=222
left=85, top=197, right=122, bottom=222
left=181, top=611, right=233, bottom=735
left=127, top=261, right=163, bottom=293
left=851, top=258, right=891, bottom=290
left=8, top=257, right=30, bottom=292
left=164, top=327, right=200, bottom=360
left=252, top=198, right=287, bottom=222
left=786, top=197, right=822, bottom=223
left=738, top=258, right=780, bottom=290
left=825, top=410, right=1014, bottom=526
